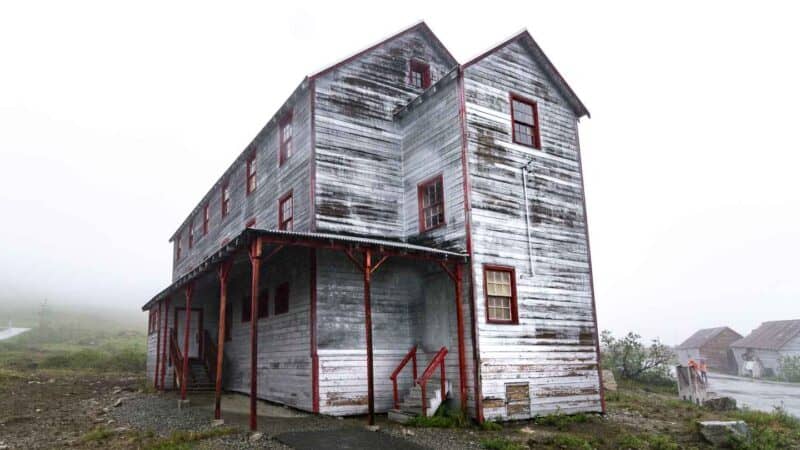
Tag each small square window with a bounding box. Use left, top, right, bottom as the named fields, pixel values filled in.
left=279, top=192, right=293, bottom=231
left=409, top=59, right=431, bottom=89
left=510, top=94, right=541, bottom=149
left=275, top=282, right=289, bottom=315
left=417, top=175, right=445, bottom=232
left=279, top=114, right=293, bottom=166
left=484, top=266, right=518, bottom=324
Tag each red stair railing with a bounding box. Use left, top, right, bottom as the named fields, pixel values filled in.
left=390, top=346, right=418, bottom=409
left=417, top=346, right=448, bottom=417
left=203, top=330, right=218, bottom=384
left=169, top=328, right=184, bottom=388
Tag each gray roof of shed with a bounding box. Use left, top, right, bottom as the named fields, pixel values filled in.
left=731, top=320, right=800, bottom=351
left=676, top=326, right=742, bottom=350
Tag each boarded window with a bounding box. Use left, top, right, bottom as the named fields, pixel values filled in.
left=485, top=266, right=518, bottom=324
left=279, top=192, right=293, bottom=231
left=418, top=175, right=445, bottom=232
left=246, top=152, right=257, bottom=194
left=505, top=383, right=530, bottom=417
left=510, top=94, right=541, bottom=149
left=241, top=296, right=252, bottom=322
left=221, top=182, right=231, bottom=217
left=279, top=114, right=293, bottom=166
left=275, top=282, right=289, bottom=315
left=409, top=59, right=431, bottom=89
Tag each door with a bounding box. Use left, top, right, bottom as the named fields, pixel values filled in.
left=175, top=308, right=202, bottom=359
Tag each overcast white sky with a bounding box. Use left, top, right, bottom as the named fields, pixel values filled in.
left=1, top=1, right=798, bottom=344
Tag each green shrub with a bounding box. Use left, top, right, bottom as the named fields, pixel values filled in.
left=406, top=405, right=469, bottom=428
left=481, top=420, right=502, bottom=431
left=601, top=330, right=674, bottom=384
left=779, top=355, right=800, bottom=383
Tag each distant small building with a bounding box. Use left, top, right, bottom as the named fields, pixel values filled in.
left=675, top=326, right=742, bottom=373
left=731, top=320, right=800, bottom=378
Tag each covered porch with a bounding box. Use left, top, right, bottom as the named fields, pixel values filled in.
left=142, top=229, right=473, bottom=430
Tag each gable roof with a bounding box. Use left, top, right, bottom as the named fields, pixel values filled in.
left=309, top=21, right=457, bottom=80
left=462, top=29, right=590, bottom=118
left=731, top=320, right=800, bottom=351
left=676, top=326, right=742, bottom=350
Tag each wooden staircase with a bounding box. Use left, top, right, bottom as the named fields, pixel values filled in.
left=388, top=346, right=450, bottom=423
left=185, top=358, right=214, bottom=392
left=170, top=328, right=215, bottom=392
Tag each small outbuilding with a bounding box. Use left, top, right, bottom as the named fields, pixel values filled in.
left=731, top=320, right=800, bottom=378
left=675, top=327, right=742, bottom=374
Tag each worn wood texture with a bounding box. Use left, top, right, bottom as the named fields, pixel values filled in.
left=463, top=39, right=601, bottom=420
left=313, top=29, right=454, bottom=239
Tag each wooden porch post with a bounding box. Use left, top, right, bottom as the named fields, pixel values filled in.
left=153, top=300, right=162, bottom=389
left=454, top=263, right=468, bottom=415
left=181, top=284, right=193, bottom=401
left=215, top=260, right=232, bottom=420
left=363, top=249, right=375, bottom=425
left=160, top=297, right=170, bottom=390
left=248, top=238, right=263, bottom=431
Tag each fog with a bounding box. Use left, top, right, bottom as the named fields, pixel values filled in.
left=1, top=1, right=798, bottom=345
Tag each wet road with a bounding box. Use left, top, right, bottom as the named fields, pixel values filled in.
left=0, top=327, right=29, bottom=341
left=708, top=372, right=800, bottom=417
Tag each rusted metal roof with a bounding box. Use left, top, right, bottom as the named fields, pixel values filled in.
left=676, top=326, right=741, bottom=350
left=731, top=320, right=800, bottom=351
left=143, top=228, right=468, bottom=311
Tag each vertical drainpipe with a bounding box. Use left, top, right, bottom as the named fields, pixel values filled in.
left=521, top=164, right=535, bottom=276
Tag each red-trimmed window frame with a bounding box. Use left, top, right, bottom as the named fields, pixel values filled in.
left=245, top=217, right=256, bottom=228
left=148, top=309, right=156, bottom=334
left=221, top=181, right=231, bottom=218
left=509, top=93, right=541, bottom=149
left=279, top=191, right=293, bottom=231
left=257, top=291, right=269, bottom=319
left=417, top=174, right=445, bottom=233
left=203, top=203, right=210, bottom=235
left=188, top=220, right=194, bottom=249
left=275, top=282, right=289, bottom=315
left=409, top=59, right=431, bottom=89
left=246, top=152, right=257, bottom=195
left=279, top=113, right=293, bottom=167
left=175, top=233, right=182, bottom=261
left=483, top=265, right=518, bottom=325
left=241, top=295, right=252, bottom=323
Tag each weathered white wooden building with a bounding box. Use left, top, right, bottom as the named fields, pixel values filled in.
left=730, top=320, right=800, bottom=378
left=141, top=22, right=602, bottom=427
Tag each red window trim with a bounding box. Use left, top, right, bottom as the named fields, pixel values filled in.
left=279, top=191, right=293, bottom=231
left=188, top=220, right=194, bottom=249
left=483, top=264, right=518, bottom=325
left=246, top=151, right=257, bottom=195
left=509, top=93, right=541, bottom=149
left=409, top=59, right=431, bottom=89
left=203, top=203, right=210, bottom=235
left=275, top=282, right=290, bottom=315
left=417, top=173, right=446, bottom=233
left=175, top=233, right=182, bottom=261
left=241, top=296, right=252, bottom=323
left=245, top=217, right=256, bottom=228
left=279, top=113, right=293, bottom=167
left=221, top=181, right=231, bottom=218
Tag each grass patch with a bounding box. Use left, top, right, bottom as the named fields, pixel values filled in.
left=81, top=426, right=115, bottom=442
left=727, top=407, right=800, bottom=450
left=406, top=405, right=470, bottom=428
left=144, top=427, right=237, bottom=450
left=480, top=437, right=526, bottom=450
left=542, top=434, right=594, bottom=450
left=481, top=420, right=503, bottom=431
left=534, top=412, right=591, bottom=431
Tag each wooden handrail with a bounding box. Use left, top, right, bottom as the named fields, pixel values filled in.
left=390, top=346, right=418, bottom=409
left=169, top=328, right=184, bottom=389
left=204, top=330, right=218, bottom=384
left=416, top=347, right=448, bottom=417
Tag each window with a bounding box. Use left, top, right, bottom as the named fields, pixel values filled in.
left=203, top=203, right=210, bottom=235
left=257, top=291, right=269, bottom=319
left=246, top=152, right=257, bottom=195
left=175, top=233, right=182, bottom=261
left=510, top=94, right=540, bottom=148
left=148, top=309, right=158, bottom=334
left=279, top=192, right=293, bottom=230
left=241, top=296, right=252, bottom=322
left=409, top=59, right=431, bottom=89
left=221, top=182, right=231, bottom=217
left=245, top=217, right=256, bottom=228
left=484, top=265, right=518, bottom=324
left=275, top=282, right=289, bottom=315
left=417, top=174, right=445, bottom=232
left=188, top=220, right=194, bottom=249
left=279, top=113, right=293, bottom=166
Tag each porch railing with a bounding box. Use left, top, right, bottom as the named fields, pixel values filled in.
left=390, top=346, right=418, bottom=409
left=203, top=330, right=218, bottom=383
left=417, top=346, right=448, bottom=417
left=169, top=328, right=184, bottom=388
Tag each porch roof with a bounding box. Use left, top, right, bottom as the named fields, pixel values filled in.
left=142, top=228, right=468, bottom=311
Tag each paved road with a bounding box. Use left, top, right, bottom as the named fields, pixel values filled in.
left=708, top=372, right=800, bottom=417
